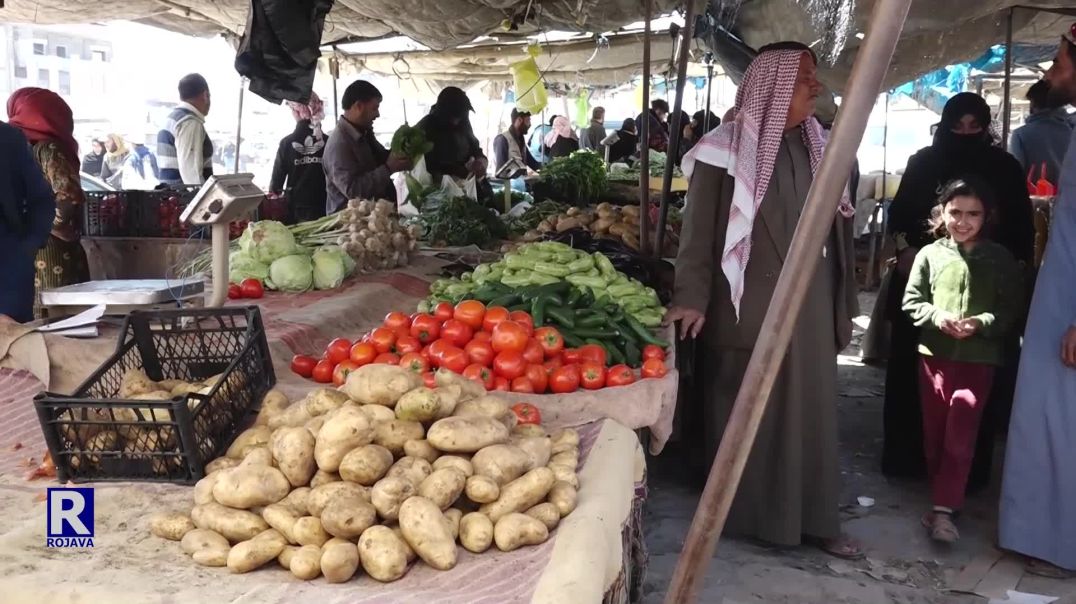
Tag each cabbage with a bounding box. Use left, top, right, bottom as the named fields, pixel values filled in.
left=266, top=254, right=313, bottom=292
left=238, top=220, right=297, bottom=264
left=311, top=246, right=349, bottom=290
left=228, top=250, right=269, bottom=284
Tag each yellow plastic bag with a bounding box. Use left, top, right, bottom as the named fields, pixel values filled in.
left=510, top=45, right=548, bottom=114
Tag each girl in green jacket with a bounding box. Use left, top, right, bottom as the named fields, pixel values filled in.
left=902, top=177, right=1022, bottom=544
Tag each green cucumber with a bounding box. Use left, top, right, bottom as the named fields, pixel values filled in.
left=576, top=313, right=610, bottom=328
left=545, top=306, right=576, bottom=329
left=565, top=287, right=583, bottom=307
left=488, top=293, right=522, bottom=308
left=573, top=327, right=620, bottom=339
left=622, top=339, right=642, bottom=367
left=624, top=314, right=670, bottom=347
left=562, top=332, right=585, bottom=348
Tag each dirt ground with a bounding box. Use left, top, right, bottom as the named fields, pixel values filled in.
left=640, top=292, right=1076, bottom=604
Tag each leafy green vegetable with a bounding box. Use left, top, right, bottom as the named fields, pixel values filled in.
left=228, top=250, right=269, bottom=284
left=418, top=196, right=506, bottom=248
left=391, top=125, right=434, bottom=163
left=311, top=246, right=352, bottom=290
left=537, top=150, right=607, bottom=206
left=267, top=254, right=313, bottom=292
left=238, top=220, right=298, bottom=264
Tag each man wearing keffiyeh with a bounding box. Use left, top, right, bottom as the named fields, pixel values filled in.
left=270, top=92, right=328, bottom=223
left=668, top=42, right=861, bottom=558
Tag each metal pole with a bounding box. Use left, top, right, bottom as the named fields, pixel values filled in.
left=656, top=0, right=697, bottom=257
left=1002, top=8, right=1014, bottom=148
left=331, top=52, right=340, bottom=119
left=868, top=92, right=890, bottom=289
left=639, top=0, right=653, bottom=256
left=704, top=56, right=714, bottom=133
left=661, top=0, right=913, bottom=601
left=234, top=78, right=245, bottom=173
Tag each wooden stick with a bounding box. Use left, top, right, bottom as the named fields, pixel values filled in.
left=638, top=0, right=653, bottom=256
left=661, top=0, right=913, bottom=601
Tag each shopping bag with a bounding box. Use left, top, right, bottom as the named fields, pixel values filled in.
left=510, top=45, right=548, bottom=115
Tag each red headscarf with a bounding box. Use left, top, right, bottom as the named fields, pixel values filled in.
left=6, top=87, right=79, bottom=169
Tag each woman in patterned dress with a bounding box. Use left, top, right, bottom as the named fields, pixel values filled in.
left=6, top=88, right=90, bottom=318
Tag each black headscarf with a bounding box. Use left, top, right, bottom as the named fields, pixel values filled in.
left=933, top=92, right=995, bottom=149
left=416, top=87, right=483, bottom=180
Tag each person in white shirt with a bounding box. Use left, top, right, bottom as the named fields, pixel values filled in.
left=157, top=74, right=213, bottom=186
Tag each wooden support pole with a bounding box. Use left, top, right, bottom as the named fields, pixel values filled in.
left=639, top=0, right=653, bottom=256
left=1002, top=8, right=1015, bottom=148
left=656, top=0, right=698, bottom=257
left=661, top=0, right=913, bottom=601
left=234, top=79, right=245, bottom=174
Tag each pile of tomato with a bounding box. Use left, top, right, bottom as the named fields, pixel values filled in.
left=290, top=300, right=669, bottom=393
left=227, top=278, right=265, bottom=300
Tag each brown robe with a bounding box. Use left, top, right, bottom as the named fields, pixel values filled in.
left=673, top=129, right=858, bottom=545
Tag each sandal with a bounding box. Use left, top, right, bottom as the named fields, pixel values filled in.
left=811, top=535, right=865, bottom=560
left=1025, top=559, right=1075, bottom=579
left=923, top=512, right=959, bottom=543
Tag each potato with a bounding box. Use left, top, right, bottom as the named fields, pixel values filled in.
left=471, top=444, right=531, bottom=486
left=403, top=439, right=440, bottom=463
left=193, top=472, right=222, bottom=505
left=226, top=425, right=273, bottom=459
left=280, top=486, right=311, bottom=514
left=253, top=527, right=288, bottom=548
left=550, top=428, right=580, bottom=454
left=269, top=402, right=315, bottom=430
left=374, top=419, right=425, bottom=457
left=549, top=463, right=579, bottom=489
left=479, top=467, right=555, bottom=522
left=433, top=385, right=464, bottom=418
left=465, top=474, right=500, bottom=504
left=278, top=545, right=299, bottom=569
left=427, top=416, right=509, bottom=453
left=307, top=482, right=369, bottom=517
left=304, top=415, right=327, bottom=438
left=193, top=548, right=229, bottom=567
left=432, top=455, right=474, bottom=477
left=452, top=396, right=509, bottom=420
left=550, top=450, right=579, bottom=470
left=171, top=382, right=205, bottom=397
left=549, top=481, right=578, bottom=517
left=398, top=496, right=457, bottom=570
left=360, top=404, right=396, bottom=424
left=241, top=446, right=275, bottom=467
left=315, top=405, right=374, bottom=472
left=443, top=508, right=462, bottom=541
left=292, top=516, right=330, bottom=547
left=512, top=424, right=547, bottom=438
left=358, top=525, right=410, bottom=582
left=305, top=388, right=350, bottom=415
left=149, top=511, right=195, bottom=541
left=270, top=427, right=317, bottom=487
left=228, top=535, right=285, bottom=573
left=395, top=387, right=441, bottom=422
left=386, top=456, right=433, bottom=487
left=191, top=503, right=269, bottom=543
left=204, top=456, right=239, bottom=475
left=370, top=476, right=415, bottom=521
left=255, top=390, right=290, bottom=426
left=417, top=467, right=466, bottom=510
left=289, top=544, right=322, bottom=580
left=494, top=513, right=549, bottom=551
left=181, top=528, right=229, bottom=555
left=342, top=364, right=422, bottom=406
left=119, top=368, right=158, bottom=398
left=525, top=502, right=561, bottom=531
left=262, top=503, right=301, bottom=543
left=338, top=444, right=394, bottom=485
left=434, top=368, right=484, bottom=400
left=459, top=512, right=494, bottom=553
left=212, top=464, right=290, bottom=509
left=321, top=495, right=378, bottom=539
left=321, top=539, right=360, bottom=583
left=310, top=469, right=340, bottom=488
left=511, top=436, right=553, bottom=470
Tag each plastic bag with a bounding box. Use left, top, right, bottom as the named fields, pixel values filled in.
left=510, top=45, right=548, bottom=115
left=394, top=156, right=433, bottom=215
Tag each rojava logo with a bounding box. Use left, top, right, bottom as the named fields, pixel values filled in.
left=46, top=487, right=94, bottom=547
left=291, top=135, right=325, bottom=156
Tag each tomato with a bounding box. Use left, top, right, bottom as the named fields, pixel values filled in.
left=399, top=352, right=429, bottom=374
left=522, top=340, right=545, bottom=365
left=383, top=311, right=411, bottom=331
left=454, top=300, right=486, bottom=330
left=524, top=364, right=548, bottom=394
left=410, top=313, right=441, bottom=344
left=482, top=306, right=510, bottom=333
left=433, top=302, right=455, bottom=322
left=642, top=344, right=666, bottom=362
left=510, top=311, right=534, bottom=336
left=493, top=350, right=527, bottom=380
left=561, top=348, right=582, bottom=365
left=395, top=335, right=422, bottom=355
left=493, top=376, right=510, bottom=392
left=472, top=331, right=492, bottom=343
left=492, top=321, right=529, bottom=354
left=422, top=371, right=437, bottom=388
left=510, top=377, right=535, bottom=393
left=578, top=344, right=607, bottom=367
left=369, top=327, right=397, bottom=354
left=427, top=340, right=453, bottom=366
left=325, top=338, right=353, bottom=365
left=394, top=325, right=413, bottom=341
left=439, top=346, right=469, bottom=374
left=549, top=365, right=581, bottom=394
left=440, top=319, right=474, bottom=348
left=464, top=340, right=495, bottom=367
left=511, top=403, right=542, bottom=425
left=332, top=360, right=359, bottom=386
left=580, top=361, right=606, bottom=390
left=290, top=354, right=317, bottom=378
left=533, top=327, right=564, bottom=359
left=543, top=357, right=563, bottom=377
left=463, top=363, right=494, bottom=390
left=641, top=358, right=668, bottom=379
left=227, top=283, right=242, bottom=300
left=419, top=344, right=432, bottom=361
left=239, top=278, right=264, bottom=299
left=374, top=352, right=401, bottom=364
left=312, top=359, right=335, bottom=383
left=349, top=342, right=378, bottom=366
left=606, top=364, right=636, bottom=387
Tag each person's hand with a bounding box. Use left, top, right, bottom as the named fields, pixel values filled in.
left=1062, top=326, right=1076, bottom=368
left=896, top=246, right=919, bottom=275
left=664, top=306, right=706, bottom=340
left=469, top=157, right=488, bottom=177
left=938, top=315, right=966, bottom=339
left=958, top=317, right=983, bottom=337
left=386, top=154, right=413, bottom=173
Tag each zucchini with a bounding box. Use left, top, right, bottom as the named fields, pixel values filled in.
left=488, top=293, right=522, bottom=308
left=545, top=306, right=576, bottom=329
left=573, top=327, right=620, bottom=339
left=562, top=332, right=585, bottom=348
left=622, top=339, right=642, bottom=367
left=533, top=262, right=571, bottom=278
left=576, top=312, right=610, bottom=328
left=530, top=292, right=562, bottom=327
left=624, top=314, right=670, bottom=347
left=565, top=287, right=583, bottom=307
left=508, top=303, right=530, bottom=313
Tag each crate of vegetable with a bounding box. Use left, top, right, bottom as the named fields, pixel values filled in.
left=82, top=190, right=132, bottom=237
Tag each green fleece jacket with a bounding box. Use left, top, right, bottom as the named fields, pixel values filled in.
left=902, top=237, right=1023, bottom=366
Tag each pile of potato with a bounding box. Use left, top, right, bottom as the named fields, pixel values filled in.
left=518, top=203, right=641, bottom=250
left=147, top=364, right=581, bottom=584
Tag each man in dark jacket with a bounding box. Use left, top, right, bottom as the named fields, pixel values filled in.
left=271, top=92, right=327, bottom=222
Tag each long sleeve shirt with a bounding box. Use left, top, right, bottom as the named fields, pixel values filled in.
left=321, top=117, right=393, bottom=214
left=174, top=102, right=210, bottom=185
left=1009, top=107, right=1074, bottom=187
left=0, top=122, right=55, bottom=253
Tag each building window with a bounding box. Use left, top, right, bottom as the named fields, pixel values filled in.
left=14, top=65, right=27, bottom=79
left=33, top=42, right=46, bottom=56
left=91, top=49, right=107, bottom=62
left=37, top=69, right=49, bottom=88
left=58, top=71, right=71, bottom=95
left=56, top=45, right=68, bottom=59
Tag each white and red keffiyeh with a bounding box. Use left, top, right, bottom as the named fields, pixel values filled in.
left=681, top=49, right=854, bottom=320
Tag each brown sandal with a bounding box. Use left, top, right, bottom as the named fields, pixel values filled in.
left=922, top=512, right=959, bottom=543
left=813, top=535, right=865, bottom=560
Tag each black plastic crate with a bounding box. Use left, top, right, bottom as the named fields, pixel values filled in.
left=83, top=190, right=133, bottom=237
left=135, top=187, right=199, bottom=238
left=34, top=306, right=275, bottom=484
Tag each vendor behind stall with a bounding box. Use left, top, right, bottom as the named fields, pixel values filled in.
left=493, top=108, right=541, bottom=176
left=416, top=87, right=490, bottom=193
left=323, top=80, right=411, bottom=214
left=271, top=92, right=327, bottom=223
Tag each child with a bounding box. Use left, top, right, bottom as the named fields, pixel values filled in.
left=902, top=177, right=1022, bottom=543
